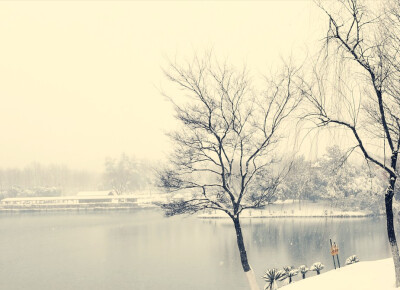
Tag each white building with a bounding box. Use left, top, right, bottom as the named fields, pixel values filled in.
left=0, top=191, right=137, bottom=207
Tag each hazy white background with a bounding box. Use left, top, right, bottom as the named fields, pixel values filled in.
left=0, top=1, right=325, bottom=171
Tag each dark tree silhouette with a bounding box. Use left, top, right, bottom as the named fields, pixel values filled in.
left=158, top=54, right=301, bottom=290
left=304, top=0, right=400, bottom=285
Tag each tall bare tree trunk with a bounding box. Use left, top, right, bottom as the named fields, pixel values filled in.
left=386, top=174, right=400, bottom=287
left=233, top=216, right=260, bottom=290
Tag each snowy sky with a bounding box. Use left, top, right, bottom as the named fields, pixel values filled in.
left=0, top=1, right=326, bottom=171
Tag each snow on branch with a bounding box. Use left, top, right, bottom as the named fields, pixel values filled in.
left=159, top=53, right=302, bottom=217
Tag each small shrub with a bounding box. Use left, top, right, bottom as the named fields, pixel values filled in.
left=286, top=269, right=298, bottom=283
left=298, top=265, right=309, bottom=279
left=345, top=255, right=360, bottom=265
left=262, top=268, right=286, bottom=290
left=282, top=266, right=293, bottom=274
left=310, top=262, right=324, bottom=275
left=282, top=266, right=298, bottom=283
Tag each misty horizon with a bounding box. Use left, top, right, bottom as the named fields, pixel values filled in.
left=0, top=1, right=331, bottom=171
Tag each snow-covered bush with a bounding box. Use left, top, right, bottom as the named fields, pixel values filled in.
left=262, top=268, right=286, bottom=290
left=310, top=262, right=324, bottom=275
left=287, top=269, right=298, bottom=283
left=283, top=266, right=293, bottom=273
left=298, top=265, right=309, bottom=279
left=346, top=255, right=360, bottom=265
left=282, top=266, right=298, bottom=283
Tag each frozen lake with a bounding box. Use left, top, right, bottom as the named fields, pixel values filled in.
left=0, top=209, right=392, bottom=290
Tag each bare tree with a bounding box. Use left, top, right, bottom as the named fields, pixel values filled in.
left=103, top=154, right=144, bottom=195
left=158, top=54, right=301, bottom=290
left=304, top=0, right=400, bottom=285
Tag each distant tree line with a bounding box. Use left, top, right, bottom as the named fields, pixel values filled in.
left=0, top=154, right=156, bottom=199
left=0, top=148, right=385, bottom=205
left=0, top=163, right=99, bottom=198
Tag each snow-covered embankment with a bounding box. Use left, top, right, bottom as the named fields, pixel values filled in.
left=280, top=258, right=396, bottom=290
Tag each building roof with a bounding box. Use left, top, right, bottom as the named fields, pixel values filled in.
left=76, top=191, right=116, bottom=196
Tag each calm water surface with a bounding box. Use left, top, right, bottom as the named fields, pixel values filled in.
left=0, top=210, right=392, bottom=289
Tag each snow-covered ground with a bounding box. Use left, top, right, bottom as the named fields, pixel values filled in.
left=279, top=259, right=397, bottom=290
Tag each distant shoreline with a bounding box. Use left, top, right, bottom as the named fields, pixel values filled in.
left=0, top=203, right=156, bottom=213
left=197, top=200, right=379, bottom=219
left=197, top=214, right=377, bottom=219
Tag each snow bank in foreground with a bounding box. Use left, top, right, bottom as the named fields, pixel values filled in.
left=280, top=258, right=397, bottom=290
